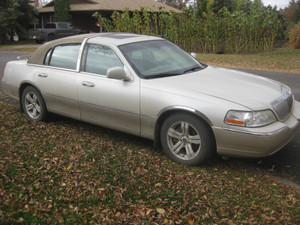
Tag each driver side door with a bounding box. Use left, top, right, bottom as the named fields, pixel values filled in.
left=78, top=44, right=140, bottom=136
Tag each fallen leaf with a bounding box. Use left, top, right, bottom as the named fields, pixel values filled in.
left=188, top=219, right=194, bottom=225
left=156, top=208, right=166, bottom=214
left=155, top=183, right=162, bottom=187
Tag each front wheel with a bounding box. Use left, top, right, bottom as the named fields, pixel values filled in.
left=35, top=40, right=43, bottom=44
left=160, top=113, right=215, bottom=166
left=21, top=86, right=47, bottom=122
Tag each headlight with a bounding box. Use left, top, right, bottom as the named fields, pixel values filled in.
left=225, top=110, right=277, bottom=127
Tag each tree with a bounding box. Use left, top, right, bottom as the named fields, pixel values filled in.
left=54, top=0, right=71, bottom=22
left=195, top=0, right=214, bottom=15
left=0, top=0, right=38, bottom=43
left=238, top=0, right=252, bottom=13
left=284, top=0, right=300, bottom=25
left=211, top=0, right=236, bottom=12
left=252, top=0, right=264, bottom=8
left=195, top=0, right=271, bottom=15
left=159, top=0, right=189, bottom=10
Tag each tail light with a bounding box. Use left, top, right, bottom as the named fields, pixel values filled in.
left=39, top=29, right=43, bottom=35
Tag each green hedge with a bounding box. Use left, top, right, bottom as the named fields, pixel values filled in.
left=93, top=6, right=281, bottom=54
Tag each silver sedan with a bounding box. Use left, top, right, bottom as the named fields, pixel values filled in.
left=2, top=33, right=300, bottom=165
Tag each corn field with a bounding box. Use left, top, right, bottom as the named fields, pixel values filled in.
left=93, top=6, right=281, bottom=54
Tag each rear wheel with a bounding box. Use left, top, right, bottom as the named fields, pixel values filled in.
left=47, top=34, right=55, bottom=42
left=160, top=113, right=215, bottom=166
left=21, top=86, right=47, bottom=122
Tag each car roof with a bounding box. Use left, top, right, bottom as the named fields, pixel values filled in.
left=27, top=33, right=163, bottom=65
left=87, top=33, right=162, bottom=45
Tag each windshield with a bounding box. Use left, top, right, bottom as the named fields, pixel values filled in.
left=118, top=40, right=205, bottom=79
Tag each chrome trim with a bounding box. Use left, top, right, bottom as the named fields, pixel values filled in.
left=17, top=55, right=31, bottom=60
left=157, top=106, right=213, bottom=126
left=20, top=80, right=41, bottom=92
left=38, top=73, right=48, bottom=78
left=77, top=37, right=89, bottom=72
left=79, top=66, right=134, bottom=83
left=27, top=63, right=79, bottom=73
left=81, top=81, right=95, bottom=87
left=223, top=126, right=288, bottom=136
left=79, top=71, right=105, bottom=77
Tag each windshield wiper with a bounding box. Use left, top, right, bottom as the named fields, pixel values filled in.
left=143, top=65, right=203, bottom=79
left=144, top=71, right=182, bottom=79
left=182, top=66, right=202, bottom=74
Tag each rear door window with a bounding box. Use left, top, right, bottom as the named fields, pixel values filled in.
left=48, top=44, right=81, bottom=70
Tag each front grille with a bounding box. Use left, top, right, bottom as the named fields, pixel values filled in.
left=271, top=92, right=293, bottom=120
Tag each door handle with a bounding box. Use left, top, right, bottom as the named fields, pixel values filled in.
left=38, top=73, right=48, bottom=78
left=81, top=81, right=95, bottom=87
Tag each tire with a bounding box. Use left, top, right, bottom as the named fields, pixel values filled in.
left=47, top=34, right=55, bottom=42
left=160, top=113, right=215, bottom=166
left=21, top=86, right=47, bottom=122
left=35, top=40, right=43, bottom=44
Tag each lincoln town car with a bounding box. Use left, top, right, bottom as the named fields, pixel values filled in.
left=2, top=33, right=300, bottom=165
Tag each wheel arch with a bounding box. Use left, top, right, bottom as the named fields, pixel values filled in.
left=153, top=106, right=214, bottom=149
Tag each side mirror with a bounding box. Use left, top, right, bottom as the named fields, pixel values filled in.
left=191, top=52, right=197, bottom=58
left=107, top=67, right=132, bottom=81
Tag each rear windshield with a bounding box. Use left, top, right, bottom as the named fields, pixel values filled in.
left=45, top=23, right=56, bottom=29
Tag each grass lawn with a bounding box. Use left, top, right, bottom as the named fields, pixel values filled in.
left=0, top=101, right=299, bottom=224
left=197, top=48, right=300, bottom=74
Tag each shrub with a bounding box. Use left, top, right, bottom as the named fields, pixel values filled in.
left=93, top=7, right=282, bottom=53
left=289, top=22, right=300, bottom=49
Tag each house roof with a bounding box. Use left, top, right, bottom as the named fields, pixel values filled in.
left=39, top=0, right=181, bottom=13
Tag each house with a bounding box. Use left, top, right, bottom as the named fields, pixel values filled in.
left=37, top=0, right=181, bottom=32
left=29, top=0, right=39, bottom=7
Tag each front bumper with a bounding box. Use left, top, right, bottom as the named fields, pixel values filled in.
left=213, top=100, right=300, bottom=158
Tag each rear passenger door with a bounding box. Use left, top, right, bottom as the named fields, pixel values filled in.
left=78, top=44, right=140, bottom=135
left=34, top=44, right=81, bottom=119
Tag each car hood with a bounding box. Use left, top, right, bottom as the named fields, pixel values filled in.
left=143, top=66, right=286, bottom=110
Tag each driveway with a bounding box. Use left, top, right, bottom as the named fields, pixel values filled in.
left=231, top=68, right=300, bottom=185
left=1, top=51, right=300, bottom=185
